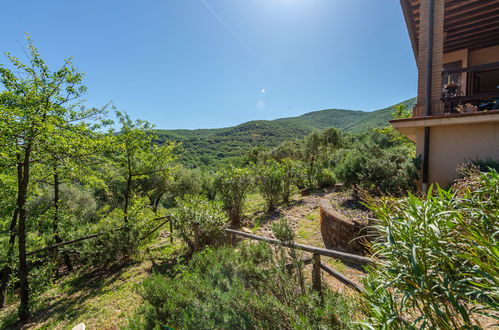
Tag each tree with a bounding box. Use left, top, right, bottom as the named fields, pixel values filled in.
left=253, top=160, right=284, bottom=211
left=0, top=36, right=94, bottom=320
left=214, top=166, right=252, bottom=227
left=111, top=111, right=175, bottom=225
left=302, top=128, right=342, bottom=189
left=280, top=159, right=302, bottom=204
left=40, top=117, right=107, bottom=272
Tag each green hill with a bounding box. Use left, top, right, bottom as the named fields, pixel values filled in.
left=155, top=98, right=416, bottom=168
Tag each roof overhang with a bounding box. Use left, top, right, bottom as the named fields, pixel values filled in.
left=390, top=110, right=499, bottom=140
left=400, top=0, right=499, bottom=60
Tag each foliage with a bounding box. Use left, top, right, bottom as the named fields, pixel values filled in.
left=253, top=160, right=284, bottom=211
left=172, top=195, right=227, bottom=251
left=155, top=98, right=416, bottom=168
left=280, top=159, right=303, bottom=203
left=472, top=158, right=499, bottom=173
left=335, top=138, right=417, bottom=195
left=362, top=171, right=499, bottom=329
left=129, top=243, right=355, bottom=329
left=0, top=36, right=103, bottom=319
left=81, top=198, right=155, bottom=268
left=109, top=111, right=176, bottom=223
left=214, top=166, right=252, bottom=227
left=160, top=166, right=203, bottom=208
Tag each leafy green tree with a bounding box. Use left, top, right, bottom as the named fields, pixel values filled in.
left=214, top=166, right=252, bottom=227
left=110, top=111, right=175, bottom=225
left=39, top=108, right=108, bottom=272
left=302, top=128, right=342, bottom=189
left=0, top=37, right=95, bottom=320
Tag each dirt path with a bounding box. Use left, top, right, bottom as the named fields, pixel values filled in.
left=248, top=189, right=368, bottom=297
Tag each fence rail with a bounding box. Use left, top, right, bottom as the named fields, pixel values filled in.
left=8, top=216, right=174, bottom=262
left=225, top=229, right=373, bottom=266
left=225, top=228, right=373, bottom=295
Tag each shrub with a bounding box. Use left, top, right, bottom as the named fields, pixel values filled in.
left=200, top=170, right=217, bottom=200
left=128, top=243, right=355, bottom=329
left=253, top=160, right=284, bottom=211
left=472, top=158, right=499, bottom=173
left=214, top=166, right=252, bottom=227
left=163, top=166, right=203, bottom=207
left=362, top=171, right=499, bottom=329
left=280, top=159, right=302, bottom=203
left=172, top=195, right=227, bottom=251
left=336, top=141, right=417, bottom=195
left=81, top=198, right=153, bottom=267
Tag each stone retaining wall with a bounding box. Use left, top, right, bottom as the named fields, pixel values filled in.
left=319, top=199, right=367, bottom=254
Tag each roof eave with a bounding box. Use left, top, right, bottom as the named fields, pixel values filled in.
left=400, top=0, right=419, bottom=63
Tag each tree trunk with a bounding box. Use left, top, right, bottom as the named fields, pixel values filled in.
left=52, top=168, right=73, bottom=272
left=153, top=194, right=162, bottom=213
left=230, top=209, right=241, bottom=228
left=123, top=152, right=132, bottom=225
left=18, top=147, right=31, bottom=322
left=124, top=171, right=132, bottom=225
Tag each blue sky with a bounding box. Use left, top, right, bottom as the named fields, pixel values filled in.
left=1, top=0, right=417, bottom=129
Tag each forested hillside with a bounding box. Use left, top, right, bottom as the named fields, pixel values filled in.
left=155, top=98, right=416, bottom=168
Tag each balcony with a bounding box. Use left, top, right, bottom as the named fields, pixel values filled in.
left=441, top=61, right=499, bottom=114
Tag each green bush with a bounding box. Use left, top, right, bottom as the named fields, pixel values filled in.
left=214, top=166, right=252, bottom=227
left=200, top=170, right=217, bottom=200
left=81, top=198, right=154, bottom=267
left=172, top=195, right=227, bottom=251
left=128, top=243, right=355, bottom=329
left=362, top=171, right=499, bottom=329
left=280, top=159, right=303, bottom=203
left=253, top=160, right=284, bottom=211
left=336, top=141, right=417, bottom=195
left=472, top=158, right=499, bottom=173
left=163, top=166, right=203, bottom=207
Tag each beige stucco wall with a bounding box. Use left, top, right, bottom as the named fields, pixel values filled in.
left=414, top=123, right=499, bottom=187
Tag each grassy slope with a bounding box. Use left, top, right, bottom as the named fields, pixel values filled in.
left=155, top=98, right=416, bottom=168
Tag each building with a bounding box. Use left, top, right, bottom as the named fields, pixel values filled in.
left=392, top=0, right=499, bottom=189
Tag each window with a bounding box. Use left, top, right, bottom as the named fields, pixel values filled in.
left=442, top=61, right=462, bottom=88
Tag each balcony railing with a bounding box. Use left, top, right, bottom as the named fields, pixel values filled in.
left=441, top=61, right=499, bottom=114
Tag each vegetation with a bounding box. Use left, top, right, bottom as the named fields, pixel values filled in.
left=172, top=195, right=227, bottom=251
left=4, top=37, right=496, bottom=330
left=214, top=166, right=252, bottom=227
left=363, top=170, right=499, bottom=328
left=155, top=98, right=417, bottom=168
left=129, top=242, right=356, bottom=329
left=0, top=38, right=175, bottom=321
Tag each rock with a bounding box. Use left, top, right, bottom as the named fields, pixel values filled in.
left=72, top=323, right=85, bottom=330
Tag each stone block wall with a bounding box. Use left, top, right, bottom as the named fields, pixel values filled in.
left=319, top=199, right=367, bottom=254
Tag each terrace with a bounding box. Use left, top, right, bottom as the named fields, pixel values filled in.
left=401, top=0, right=499, bottom=118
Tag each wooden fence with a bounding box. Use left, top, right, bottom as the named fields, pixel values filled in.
left=8, top=216, right=173, bottom=262
left=225, top=228, right=373, bottom=294
left=10, top=216, right=372, bottom=295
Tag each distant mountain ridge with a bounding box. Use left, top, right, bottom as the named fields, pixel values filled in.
left=155, top=97, right=416, bottom=168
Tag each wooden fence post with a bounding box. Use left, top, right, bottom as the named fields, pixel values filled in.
left=312, top=253, right=322, bottom=296
left=169, top=220, right=173, bottom=243
left=193, top=223, right=200, bottom=252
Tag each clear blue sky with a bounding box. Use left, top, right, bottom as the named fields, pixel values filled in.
left=1, top=0, right=417, bottom=129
